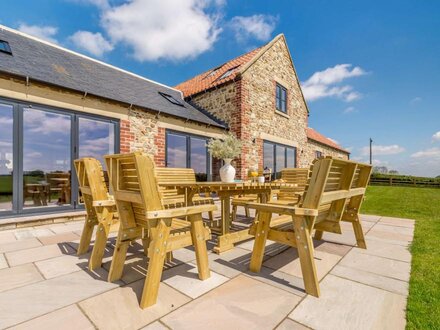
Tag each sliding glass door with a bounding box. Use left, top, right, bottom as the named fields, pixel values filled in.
left=0, top=97, right=119, bottom=218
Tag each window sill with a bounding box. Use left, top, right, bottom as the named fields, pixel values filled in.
left=275, top=110, right=290, bottom=119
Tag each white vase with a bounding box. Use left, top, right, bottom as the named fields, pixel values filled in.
left=219, top=158, right=236, bottom=183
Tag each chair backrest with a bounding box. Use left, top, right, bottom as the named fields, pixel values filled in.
left=46, top=172, right=71, bottom=189
left=300, top=157, right=372, bottom=226
left=74, top=158, right=109, bottom=220
left=105, top=152, right=163, bottom=228
left=155, top=167, right=196, bottom=202
left=281, top=168, right=310, bottom=190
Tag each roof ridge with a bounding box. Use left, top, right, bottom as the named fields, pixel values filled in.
left=0, top=24, right=183, bottom=96
left=307, top=127, right=349, bottom=153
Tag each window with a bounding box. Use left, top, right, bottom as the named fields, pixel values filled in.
left=0, top=98, right=119, bottom=218
left=204, top=65, right=222, bottom=79
left=166, top=130, right=210, bottom=181
left=0, top=40, right=12, bottom=55
left=315, top=151, right=323, bottom=159
left=263, top=141, right=296, bottom=179
left=158, top=92, right=184, bottom=107
left=217, top=66, right=239, bottom=81
left=276, top=83, right=287, bottom=113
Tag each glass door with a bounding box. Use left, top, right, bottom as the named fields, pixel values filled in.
left=0, top=103, right=14, bottom=213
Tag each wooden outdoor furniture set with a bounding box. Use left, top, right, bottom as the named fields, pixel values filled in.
left=247, top=157, right=372, bottom=297
left=74, top=153, right=371, bottom=308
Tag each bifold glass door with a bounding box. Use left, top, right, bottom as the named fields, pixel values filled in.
left=0, top=98, right=119, bottom=218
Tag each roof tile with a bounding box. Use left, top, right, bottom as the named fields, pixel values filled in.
left=307, top=128, right=349, bottom=153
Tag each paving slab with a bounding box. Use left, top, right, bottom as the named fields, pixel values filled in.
left=162, top=262, right=228, bottom=298
left=263, top=248, right=341, bottom=280
left=0, top=263, right=44, bottom=292
left=331, top=265, right=409, bottom=296
left=140, top=321, right=169, bottom=330
left=37, top=232, right=80, bottom=245
left=161, top=275, right=301, bottom=330
left=79, top=280, right=190, bottom=330
left=0, top=238, right=42, bottom=253
left=0, top=269, right=118, bottom=329
left=359, top=214, right=382, bottom=223
left=50, top=222, right=85, bottom=234
left=0, top=253, right=7, bottom=269
left=6, top=243, right=76, bottom=267
left=276, top=318, right=311, bottom=329
left=35, top=254, right=89, bottom=279
left=0, top=230, right=17, bottom=243
left=379, top=217, right=415, bottom=228
left=289, top=274, right=407, bottom=330
left=372, top=223, right=414, bottom=236
left=207, top=247, right=253, bottom=278
left=14, top=228, right=55, bottom=240
left=366, top=229, right=412, bottom=246
left=9, top=305, right=95, bottom=330
left=314, top=241, right=352, bottom=257
left=361, top=239, right=412, bottom=263
left=339, top=250, right=411, bottom=282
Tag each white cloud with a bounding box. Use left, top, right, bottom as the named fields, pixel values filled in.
left=432, top=131, right=440, bottom=142
left=411, top=147, right=440, bottom=159
left=230, top=14, right=277, bottom=42
left=17, top=23, right=59, bottom=44
left=101, top=0, right=221, bottom=61
left=343, top=106, right=356, bottom=114
left=361, top=144, right=405, bottom=156
left=69, top=31, right=113, bottom=57
left=410, top=97, right=422, bottom=105
left=301, top=64, right=367, bottom=102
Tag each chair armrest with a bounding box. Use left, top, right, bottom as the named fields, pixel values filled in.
left=93, top=200, right=116, bottom=207
left=245, top=202, right=318, bottom=216
left=146, top=204, right=218, bottom=219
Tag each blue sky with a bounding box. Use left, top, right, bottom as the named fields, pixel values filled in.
left=1, top=0, right=439, bottom=176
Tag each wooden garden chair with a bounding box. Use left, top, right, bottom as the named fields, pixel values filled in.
left=105, top=152, right=216, bottom=308
left=271, top=168, right=310, bottom=206
left=247, top=157, right=372, bottom=297
left=155, top=167, right=216, bottom=223
left=74, top=158, right=119, bottom=270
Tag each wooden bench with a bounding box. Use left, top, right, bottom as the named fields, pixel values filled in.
left=155, top=167, right=215, bottom=223
left=247, top=157, right=372, bottom=297
left=74, top=158, right=119, bottom=270
left=274, top=168, right=310, bottom=205
left=105, top=152, right=216, bottom=308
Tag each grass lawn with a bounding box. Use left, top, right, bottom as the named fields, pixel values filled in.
left=362, top=186, right=440, bottom=330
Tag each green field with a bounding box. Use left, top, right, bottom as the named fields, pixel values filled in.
left=362, top=186, right=440, bottom=330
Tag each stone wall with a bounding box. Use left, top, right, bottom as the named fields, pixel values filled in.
left=303, top=139, right=350, bottom=166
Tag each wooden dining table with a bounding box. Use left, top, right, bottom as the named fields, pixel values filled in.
left=159, top=181, right=297, bottom=253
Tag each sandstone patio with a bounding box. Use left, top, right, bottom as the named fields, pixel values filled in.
left=0, top=208, right=413, bottom=330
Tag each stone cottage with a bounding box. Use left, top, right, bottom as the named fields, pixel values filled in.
left=176, top=34, right=349, bottom=180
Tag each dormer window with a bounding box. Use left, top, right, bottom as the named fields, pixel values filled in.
left=0, top=40, right=12, bottom=55
left=159, top=92, right=185, bottom=107
left=204, top=65, right=222, bottom=79
left=217, top=66, right=239, bottom=81
left=276, top=83, right=287, bottom=113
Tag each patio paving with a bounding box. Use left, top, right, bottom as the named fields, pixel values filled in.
left=0, top=212, right=414, bottom=329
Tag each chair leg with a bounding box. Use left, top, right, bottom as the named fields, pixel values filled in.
left=141, top=229, right=150, bottom=257
left=314, top=230, right=324, bottom=240
left=208, top=209, right=214, bottom=223
left=77, top=218, right=96, bottom=255
left=189, top=213, right=210, bottom=280
left=231, top=205, right=237, bottom=222
left=352, top=215, right=367, bottom=249
left=245, top=206, right=250, bottom=218
left=89, top=222, right=111, bottom=270
left=249, top=211, right=271, bottom=273
left=140, top=220, right=170, bottom=308
left=108, top=228, right=130, bottom=282
left=293, top=216, right=320, bottom=297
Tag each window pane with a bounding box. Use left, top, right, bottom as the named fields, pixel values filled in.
left=78, top=117, right=115, bottom=165
left=0, top=104, right=13, bottom=211
left=190, top=137, right=207, bottom=181
left=263, top=142, right=274, bottom=174
left=23, top=108, right=71, bottom=208
left=166, top=133, right=187, bottom=168
left=275, top=145, right=286, bottom=177
left=287, top=148, right=296, bottom=167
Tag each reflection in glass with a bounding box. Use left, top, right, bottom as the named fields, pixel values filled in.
left=79, top=117, right=115, bottom=164
left=263, top=142, right=274, bottom=171
left=166, top=133, right=187, bottom=168
left=23, top=108, right=71, bottom=208
left=190, top=137, right=207, bottom=181
left=287, top=148, right=296, bottom=168
left=0, top=104, right=13, bottom=211
left=276, top=146, right=286, bottom=178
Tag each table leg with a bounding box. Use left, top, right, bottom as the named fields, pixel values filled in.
left=213, top=194, right=234, bottom=253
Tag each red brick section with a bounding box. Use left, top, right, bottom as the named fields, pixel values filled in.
left=175, top=46, right=263, bottom=98
left=154, top=127, right=166, bottom=167
left=306, top=128, right=350, bottom=154
left=119, top=119, right=134, bottom=153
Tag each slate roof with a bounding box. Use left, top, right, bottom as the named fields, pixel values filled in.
left=0, top=25, right=225, bottom=128
left=307, top=128, right=350, bottom=154
left=175, top=46, right=263, bottom=97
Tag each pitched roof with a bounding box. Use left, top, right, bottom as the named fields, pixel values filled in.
left=307, top=128, right=350, bottom=154
left=175, top=46, right=263, bottom=97
left=0, top=25, right=225, bottom=128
